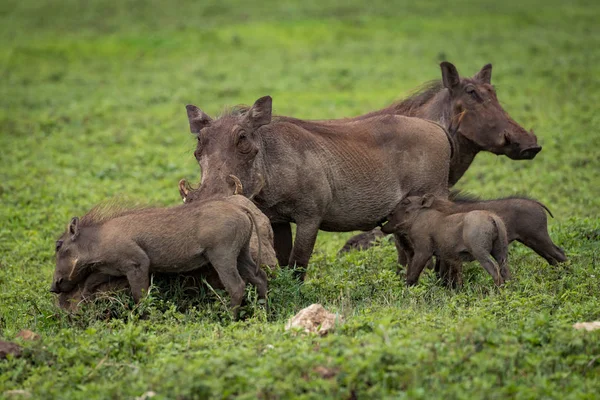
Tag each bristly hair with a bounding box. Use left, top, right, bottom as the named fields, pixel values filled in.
left=450, top=189, right=537, bottom=203
left=211, top=102, right=350, bottom=136
left=216, top=105, right=251, bottom=119
left=78, top=200, right=153, bottom=228
left=351, top=80, right=448, bottom=121
left=389, top=80, right=445, bottom=115
left=449, top=190, right=481, bottom=203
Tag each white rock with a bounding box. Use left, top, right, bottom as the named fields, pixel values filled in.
left=136, top=391, right=156, bottom=400
left=573, top=321, right=600, bottom=331
left=3, top=390, right=31, bottom=398
left=285, top=304, right=341, bottom=336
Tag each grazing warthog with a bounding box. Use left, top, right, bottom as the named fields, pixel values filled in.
left=340, top=62, right=542, bottom=254
left=50, top=200, right=268, bottom=316
left=56, top=268, right=227, bottom=312
left=185, top=96, right=452, bottom=279
left=178, top=175, right=278, bottom=269
left=56, top=177, right=275, bottom=313
left=57, top=273, right=130, bottom=312
left=382, top=195, right=511, bottom=286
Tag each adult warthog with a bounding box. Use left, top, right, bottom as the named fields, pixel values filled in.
left=340, top=62, right=542, bottom=254
left=185, top=96, right=452, bottom=279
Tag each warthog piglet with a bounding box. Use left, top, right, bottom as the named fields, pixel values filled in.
left=50, top=200, right=268, bottom=316
left=382, top=194, right=511, bottom=286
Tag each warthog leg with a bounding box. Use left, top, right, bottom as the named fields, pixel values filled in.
left=473, top=252, right=504, bottom=286
left=289, top=218, right=321, bottom=281
left=272, top=223, right=292, bottom=267
left=406, top=251, right=433, bottom=286
left=237, top=243, right=268, bottom=302
left=436, top=259, right=463, bottom=288
left=518, top=236, right=567, bottom=266
left=393, top=233, right=413, bottom=273
left=123, top=248, right=151, bottom=303
left=207, top=247, right=247, bottom=319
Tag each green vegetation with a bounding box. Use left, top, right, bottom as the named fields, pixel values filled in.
left=1, top=0, right=599, bottom=398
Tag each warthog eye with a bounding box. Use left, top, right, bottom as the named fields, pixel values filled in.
left=465, top=85, right=482, bottom=101
left=237, top=133, right=253, bottom=154
left=55, top=240, right=63, bottom=252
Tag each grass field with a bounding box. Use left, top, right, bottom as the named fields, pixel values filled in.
left=1, top=0, right=600, bottom=398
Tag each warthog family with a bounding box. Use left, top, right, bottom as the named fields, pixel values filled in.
left=340, top=191, right=567, bottom=285
left=382, top=195, right=511, bottom=286
left=50, top=61, right=566, bottom=313
left=185, top=96, right=452, bottom=279
left=340, top=62, right=541, bottom=255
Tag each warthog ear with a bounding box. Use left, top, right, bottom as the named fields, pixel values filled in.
left=421, top=194, right=435, bottom=208
left=186, top=105, right=212, bottom=134
left=68, top=217, right=80, bottom=241
left=247, top=96, right=272, bottom=129
left=474, top=63, right=492, bottom=84
left=440, top=62, right=460, bottom=92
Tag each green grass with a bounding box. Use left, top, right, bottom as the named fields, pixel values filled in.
left=1, top=0, right=600, bottom=398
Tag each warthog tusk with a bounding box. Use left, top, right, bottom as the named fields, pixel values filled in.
left=178, top=179, right=190, bottom=203
left=228, top=175, right=244, bottom=195
left=68, top=257, right=79, bottom=281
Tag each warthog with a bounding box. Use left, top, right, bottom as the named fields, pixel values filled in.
left=430, top=192, right=567, bottom=285
left=382, top=195, right=511, bottom=286
left=342, top=192, right=567, bottom=283
left=448, top=192, right=566, bottom=265
left=57, top=273, right=129, bottom=312
left=50, top=200, right=268, bottom=316
left=56, top=268, right=224, bottom=312
left=185, top=96, right=452, bottom=279
left=340, top=62, right=542, bottom=254
left=178, top=175, right=277, bottom=269
left=55, top=177, right=275, bottom=313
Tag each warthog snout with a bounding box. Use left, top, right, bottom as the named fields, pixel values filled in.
left=49, top=278, right=63, bottom=293
left=519, top=146, right=542, bottom=160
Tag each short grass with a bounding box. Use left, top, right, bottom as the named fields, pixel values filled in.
left=1, top=0, right=599, bottom=398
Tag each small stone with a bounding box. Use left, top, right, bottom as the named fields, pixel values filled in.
left=573, top=321, right=600, bottom=331
left=285, top=304, right=341, bottom=336
left=3, top=390, right=31, bottom=398
left=136, top=391, right=157, bottom=400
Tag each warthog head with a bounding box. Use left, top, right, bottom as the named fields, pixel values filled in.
left=441, top=62, right=541, bottom=160
left=382, top=195, right=435, bottom=234
left=50, top=217, right=88, bottom=293
left=185, top=96, right=272, bottom=200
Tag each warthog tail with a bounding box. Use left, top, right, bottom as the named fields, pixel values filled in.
left=535, top=201, right=555, bottom=219
left=490, top=213, right=509, bottom=273
left=242, top=206, right=261, bottom=273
